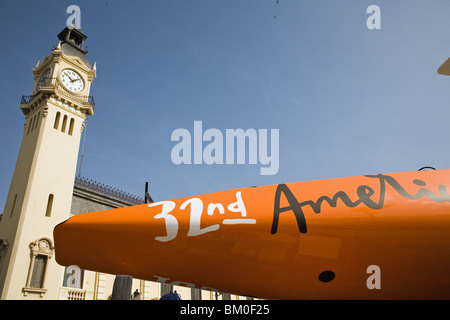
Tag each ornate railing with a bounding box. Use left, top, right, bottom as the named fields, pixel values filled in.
left=20, top=77, right=95, bottom=109
left=59, top=287, right=94, bottom=300
left=74, top=176, right=144, bottom=206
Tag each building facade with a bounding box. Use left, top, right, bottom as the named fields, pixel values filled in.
left=0, top=27, right=252, bottom=300
left=0, top=27, right=95, bottom=300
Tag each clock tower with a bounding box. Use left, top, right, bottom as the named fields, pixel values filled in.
left=0, top=27, right=96, bottom=299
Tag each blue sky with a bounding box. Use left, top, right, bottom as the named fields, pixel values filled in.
left=1, top=0, right=450, bottom=211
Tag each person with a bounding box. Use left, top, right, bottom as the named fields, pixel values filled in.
left=159, top=290, right=181, bottom=300
left=132, top=289, right=141, bottom=300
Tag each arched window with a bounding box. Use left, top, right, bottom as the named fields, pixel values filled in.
left=31, top=114, right=37, bottom=133
left=10, top=194, right=17, bottom=218
left=23, top=238, right=54, bottom=297
left=68, top=118, right=75, bottom=136
left=27, top=117, right=33, bottom=135
left=30, top=255, right=46, bottom=288
left=30, top=116, right=34, bottom=133
left=34, top=112, right=40, bottom=130
left=54, top=112, right=61, bottom=130
left=61, top=115, right=68, bottom=133
left=45, top=194, right=54, bottom=217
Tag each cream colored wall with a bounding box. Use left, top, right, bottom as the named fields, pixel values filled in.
left=146, top=281, right=161, bottom=300
left=173, top=285, right=192, bottom=300
left=0, top=117, right=36, bottom=297
left=0, top=107, right=53, bottom=299
left=0, top=99, right=86, bottom=300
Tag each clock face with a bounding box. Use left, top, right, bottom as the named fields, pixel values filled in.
left=37, top=68, right=52, bottom=92
left=60, top=69, right=85, bottom=93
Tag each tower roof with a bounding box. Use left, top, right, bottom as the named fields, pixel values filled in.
left=57, top=27, right=92, bottom=69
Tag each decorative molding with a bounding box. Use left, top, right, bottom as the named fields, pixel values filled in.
left=23, top=238, right=55, bottom=297
left=21, top=77, right=95, bottom=118
left=29, top=238, right=54, bottom=257
left=22, top=287, right=47, bottom=297
left=74, top=176, right=144, bottom=206
left=43, top=105, right=49, bottom=117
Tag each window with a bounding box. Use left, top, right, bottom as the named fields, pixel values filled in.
left=45, top=194, right=54, bottom=217
left=31, top=115, right=36, bottom=133
left=27, top=117, right=33, bottom=135
left=30, top=255, right=47, bottom=288
left=160, top=283, right=173, bottom=297
left=54, top=112, right=61, bottom=130
left=68, top=118, right=75, bottom=136
left=34, top=112, right=40, bottom=130
left=10, top=194, right=17, bottom=218
left=222, top=293, right=231, bottom=300
left=23, top=238, right=54, bottom=297
left=191, top=288, right=201, bottom=300
left=61, top=115, right=68, bottom=133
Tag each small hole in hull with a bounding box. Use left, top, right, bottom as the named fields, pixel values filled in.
left=318, top=271, right=335, bottom=283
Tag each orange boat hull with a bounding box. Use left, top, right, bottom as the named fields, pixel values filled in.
left=54, top=169, right=450, bottom=299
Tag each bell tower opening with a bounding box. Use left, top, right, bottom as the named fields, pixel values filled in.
left=57, top=27, right=88, bottom=54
